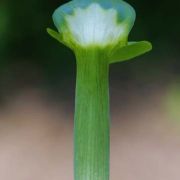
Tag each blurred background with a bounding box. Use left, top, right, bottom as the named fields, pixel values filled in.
left=0, top=0, right=180, bottom=179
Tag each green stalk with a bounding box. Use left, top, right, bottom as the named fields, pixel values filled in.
left=47, top=2, right=152, bottom=180
left=74, top=48, right=110, bottom=180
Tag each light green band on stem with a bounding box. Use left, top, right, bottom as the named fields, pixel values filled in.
left=74, top=49, right=110, bottom=180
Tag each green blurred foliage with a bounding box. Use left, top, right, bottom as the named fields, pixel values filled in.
left=165, top=81, right=180, bottom=122
left=0, top=2, right=9, bottom=60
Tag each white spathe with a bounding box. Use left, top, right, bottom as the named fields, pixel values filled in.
left=65, top=3, right=126, bottom=47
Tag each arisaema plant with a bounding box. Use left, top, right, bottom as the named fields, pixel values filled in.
left=47, top=1, right=152, bottom=180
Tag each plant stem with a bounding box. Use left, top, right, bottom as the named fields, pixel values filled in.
left=74, top=48, right=110, bottom=180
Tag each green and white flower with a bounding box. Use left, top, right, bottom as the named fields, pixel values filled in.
left=47, top=2, right=152, bottom=180
left=47, top=0, right=152, bottom=62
